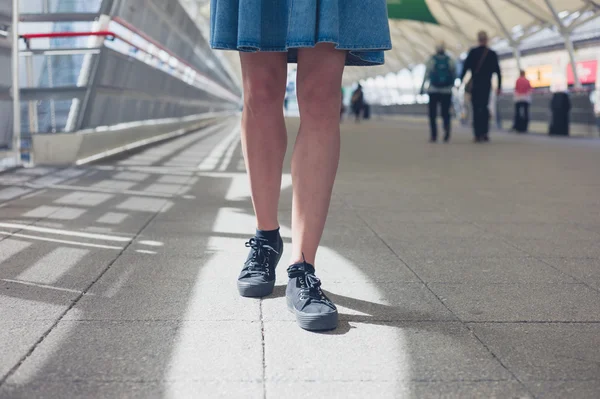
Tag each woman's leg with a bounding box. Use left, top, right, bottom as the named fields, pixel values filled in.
left=290, top=43, right=347, bottom=266
left=239, top=52, right=289, bottom=231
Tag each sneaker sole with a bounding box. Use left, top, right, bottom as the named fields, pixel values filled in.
left=237, top=280, right=275, bottom=298
left=286, top=296, right=338, bottom=331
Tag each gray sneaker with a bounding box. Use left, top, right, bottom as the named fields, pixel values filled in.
left=237, top=236, right=283, bottom=297
left=286, top=261, right=338, bottom=331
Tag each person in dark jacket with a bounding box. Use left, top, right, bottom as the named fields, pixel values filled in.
left=351, top=84, right=365, bottom=123
left=549, top=91, right=571, bottom=136
left=460, top=31, right=502, bottom=142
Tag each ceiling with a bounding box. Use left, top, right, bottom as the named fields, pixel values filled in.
left=180, top=0, right=600, bottom=87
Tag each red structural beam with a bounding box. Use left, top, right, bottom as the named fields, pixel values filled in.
left=20, top=31, right=151, bottom=66
left=21, top=31, right=116, bottom=40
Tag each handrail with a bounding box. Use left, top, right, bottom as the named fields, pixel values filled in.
left=115, top=15, right=241, bottom=99
left=21, top=31, right=115, bottom=41
left=112, top=17, right=206, bottom=83
left=19, top=30, right=240, bottom=102
left=21, top=48, right=103, bottom=56
left=20, top=31, right=157, bottom=67
left=20, top=31, right=155, bottom=63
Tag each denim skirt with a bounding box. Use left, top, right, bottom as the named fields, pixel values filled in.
left=210, top=0, right=392, bottom=66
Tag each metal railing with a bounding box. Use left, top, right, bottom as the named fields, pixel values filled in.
left=5, top=0, right=241, bottom=165
left=22, top=0, right=102, bottom=14
left=19, top=28, right=239, bottom=135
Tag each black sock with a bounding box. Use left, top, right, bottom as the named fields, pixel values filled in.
left=255, top=227, right=280, bottom=243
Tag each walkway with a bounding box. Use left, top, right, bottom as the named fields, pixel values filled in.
left=0, top=118, right=599, bottom=398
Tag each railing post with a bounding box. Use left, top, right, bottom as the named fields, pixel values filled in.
left=11, top=0, right=21, bottom=164
left=25, top=55, right=38, bottom=133
left=74, top=15, right=112, bottom=131
left=99, top=0, right=120, bottom=17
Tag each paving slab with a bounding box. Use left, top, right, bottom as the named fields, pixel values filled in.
left=0, top=381, right=263, bottom=399
left=267, top=380, right=531, bottom=399
left=406, top=257, right=577, bottom=284
left=357, top=209, right=460, bottom=224
left=0, top=240, right=121, bottom=291
left=304, top=243, right=419, bottom=283
left=63, top=252, right=261, bottom=322
left=264, top=321, right=512, bottom=383
left=0, top=279, right=78, bottom=321
left=509, top=238, right=600, bottom=259
left=475, top=222, right=600, bottom=242
left=525, top=380, right=600, bottom=399
left=382, top=233, right=528, bottom=261
left=430, top=283, right=600, bottom=322
left=0, top=187, right=158, bottom=236
left=6, top=321, right=263, bottom=384
left=0, top=187, right=33, bottom=201
left=0, top=320, right=57, bottom=381
left=359, top=214, right=480, bottom=240
left=470, top=323, right=600, bottom=381
left=541, top=257, right=600, bottom=290
left=27, top=201, right=158, bottom=235
left=130, top=228, right=240, bottom=258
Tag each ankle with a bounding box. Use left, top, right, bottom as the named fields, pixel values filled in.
left=255, top=227, right=280, bottom=242
left=289, top=256, right=316, bottom=267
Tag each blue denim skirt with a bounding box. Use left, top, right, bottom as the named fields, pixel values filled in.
left=210, top=0, right=392, bottom=66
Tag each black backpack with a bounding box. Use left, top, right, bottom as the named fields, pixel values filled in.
left=430, top=54, right=453, bottom=88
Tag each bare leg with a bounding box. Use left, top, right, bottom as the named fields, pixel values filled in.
left=239, top=52, right=288, bottom=231
left=290, top=44, right=347, bottom=265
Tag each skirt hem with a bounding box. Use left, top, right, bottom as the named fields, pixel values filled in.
left=210, top=41, right=391, bottom=67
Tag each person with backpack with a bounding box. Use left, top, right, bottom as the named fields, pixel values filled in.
left=421, top=42, right=457, bottom=142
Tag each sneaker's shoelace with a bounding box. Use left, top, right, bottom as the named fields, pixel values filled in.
left=288, top=263, right=334, bottom=307
left=243, top=238, right=279, bottom=277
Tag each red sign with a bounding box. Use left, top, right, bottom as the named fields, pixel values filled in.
left=567, top=60, right=598, bottom=85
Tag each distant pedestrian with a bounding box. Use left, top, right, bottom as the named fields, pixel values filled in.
left=512, top=70, right=532, bottom=133
left=362, top=102, right=371, bottom=120
left=351, top=84, right=365, bottom=123
left=461, top=31, right=502, bottom=143
left=549, top=90, right=571, bottom=136
left=421, top=42, right=456, bottom=142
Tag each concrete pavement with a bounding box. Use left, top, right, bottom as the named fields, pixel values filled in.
left=0, top=117, right=599, bottom=398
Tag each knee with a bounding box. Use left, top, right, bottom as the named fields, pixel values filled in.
left=243, top=75, right=285, bottom=114
left=297, top=82, right=341, bottom=121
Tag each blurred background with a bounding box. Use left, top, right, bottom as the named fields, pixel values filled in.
left=0, top=0, right=599, bottom=166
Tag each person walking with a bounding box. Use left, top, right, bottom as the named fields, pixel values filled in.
left=460, top=31, right=502, bottom=142
left=512, top=70, right=532, bottom=133
left=210, top=1, right=391, bottom=331
left=351, top=84, right=365, bottom=123
left=421, top=42, right=456, bottom=142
